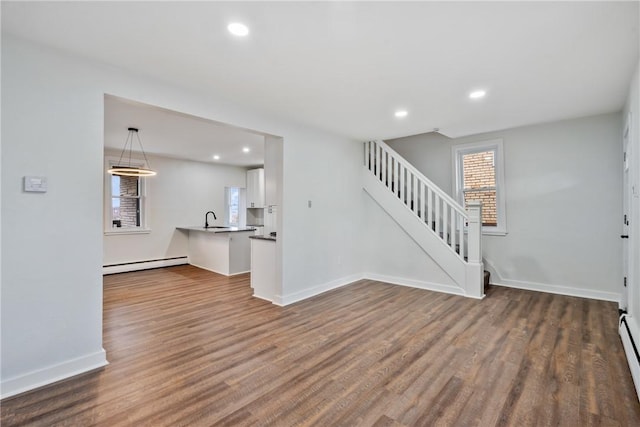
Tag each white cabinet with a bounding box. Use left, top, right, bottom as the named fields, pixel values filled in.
left=187, top=230, right=252, bottom=276
left=246, top=168, right=265, bottom=208
left=264, top=139, right=281, bottom=206
left=251, top=238, right=277, bottom=302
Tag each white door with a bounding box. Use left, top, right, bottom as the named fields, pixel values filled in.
left=622, top=114, right=631, bottom=311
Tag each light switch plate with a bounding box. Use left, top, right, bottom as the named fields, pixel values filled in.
left=24, top=176, right=48, bottom=193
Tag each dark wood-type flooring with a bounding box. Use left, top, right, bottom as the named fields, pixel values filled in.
left=2, top=265, right=639, bottom=426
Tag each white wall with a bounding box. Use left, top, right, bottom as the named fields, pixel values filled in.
left=103, top=151, right=247, bottom=266
left=362, top=193, right=458, bottom=291
left=1, top=35, right=364, bottom=397
left=278, top=126, right=365, bottom=304
left=388, top=112, right=623, bottom=301
left=1, top=37, right=107, bottom=397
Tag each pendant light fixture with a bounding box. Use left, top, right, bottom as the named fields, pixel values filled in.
left=108, top=127, right=157, bottom=177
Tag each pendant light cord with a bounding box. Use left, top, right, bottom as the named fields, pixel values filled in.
left=114, top=128, right=152, bottom=170
left=134, top=130, right=152, bottom=170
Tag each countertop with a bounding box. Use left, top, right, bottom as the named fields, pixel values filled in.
left=177, top=226, right=256, bottom=234
left=249, top=235, right=277, bottom=242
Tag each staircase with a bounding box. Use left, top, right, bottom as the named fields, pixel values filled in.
left=363, top=140, right=486, bottom=298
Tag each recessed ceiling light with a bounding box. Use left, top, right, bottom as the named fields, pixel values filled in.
left=228, top=22, right=249, bottom=37
left=394, top=110, right=408, bottom=118
left=242, top=147, right=250, bottom=153
left=213, top=155, right=220, bottom=160
left=469, top=90, right=486, bottom=99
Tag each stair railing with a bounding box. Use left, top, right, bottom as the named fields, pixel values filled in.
left=364, top=140, right=482, bottom=264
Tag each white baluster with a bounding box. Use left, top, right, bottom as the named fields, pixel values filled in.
left=459, top=212, right=465, bottom=259
left=386, top=155, right=390, bottom=187
left=420, top=181, right=426, bottom=221
left=434, top=196, right=440, bottom=236
left=412, top=174, right=418, bottom=214
left=399, top=165, right=404, bottom=202
left=394, top=159, right=399, bottom=196
left=442, top=203, right=448, bottom=244
left=427, top=187, right=432, bottom=229
left=379, top=148, right=383, bottom=182
left=408, top=171, right=413, bottom=210
left=380, top=148, right=387, bottom=185
left=450, top=208, right=456, bottom=252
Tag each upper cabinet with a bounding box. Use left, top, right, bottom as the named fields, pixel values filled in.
left=246, top=168, right=265, bottom=208
left=264, top=136, right=282, bottom=207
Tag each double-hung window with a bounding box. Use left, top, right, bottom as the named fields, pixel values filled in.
left=453, top=139, right=507, bottom=235
left=105, top=158, right=148, bottom=233
left=225, top=186, right=246, bottom=227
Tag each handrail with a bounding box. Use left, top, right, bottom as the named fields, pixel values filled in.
left=367, top=140, right=467, bottom=218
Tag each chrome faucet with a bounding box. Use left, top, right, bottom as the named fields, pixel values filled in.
left=205, top=211, right=217, bottom=228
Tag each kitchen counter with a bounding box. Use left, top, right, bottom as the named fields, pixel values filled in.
left=177, top=226, right=256, bottom=233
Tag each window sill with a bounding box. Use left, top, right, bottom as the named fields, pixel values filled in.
left=105, top=228, right=151, bottom=236
left=482, top=229, right=507, bottom=236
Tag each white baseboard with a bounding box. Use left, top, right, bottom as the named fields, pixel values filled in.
left=364, top=273, right=467, bottom=298
left=490, top=278, right=620, bottom=302
left=619, top=315, right=640, bottom=402
left=0, top=349, right=108, bottom=400
left=103, top=257, right=188, bottom=275
left=483, top=258, right=620, bottom=302
left=274, top=272, right=478, bottom=306
left=187, top=263, right=249, bottom=277
left=276, top=273, right=365, bottom=306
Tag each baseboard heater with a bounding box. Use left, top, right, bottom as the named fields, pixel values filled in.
left=619, top=313, right=640, bottom=401
left=103, top=256, right=188, bottom=275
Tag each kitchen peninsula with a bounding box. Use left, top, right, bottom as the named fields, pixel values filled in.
left=177, top=226, right=255, bottom=276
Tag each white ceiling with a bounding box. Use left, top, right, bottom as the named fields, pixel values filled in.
left=2, top=1, right=639, bottom=146
left=104, top=95, right=265, bottom=167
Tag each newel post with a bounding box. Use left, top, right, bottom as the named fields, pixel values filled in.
left=466, top=201, right=484, bottom=298
left=467, top=201, right=482, bottom=263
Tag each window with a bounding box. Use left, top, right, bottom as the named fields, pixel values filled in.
left=111, top=175, right=141, bottom=228
left=227, top=187, right=240, bottom=227
left=453, top=139, right=506, bottom=235
left=105, top=158, right=148, bottom=233
left=225, top=187, right=246, bottom=227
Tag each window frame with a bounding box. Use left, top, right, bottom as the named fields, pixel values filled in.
left=452, top=138, right=507, bottom=236
left=104, top=156, right=150, bottom=235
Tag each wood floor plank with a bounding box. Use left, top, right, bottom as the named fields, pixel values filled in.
left=1, top=266, right=638, bottom=426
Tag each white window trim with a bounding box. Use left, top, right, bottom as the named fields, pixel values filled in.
left=104, top=156, right=151, bottom=234
left=452, top=138, right=507, bottom=236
